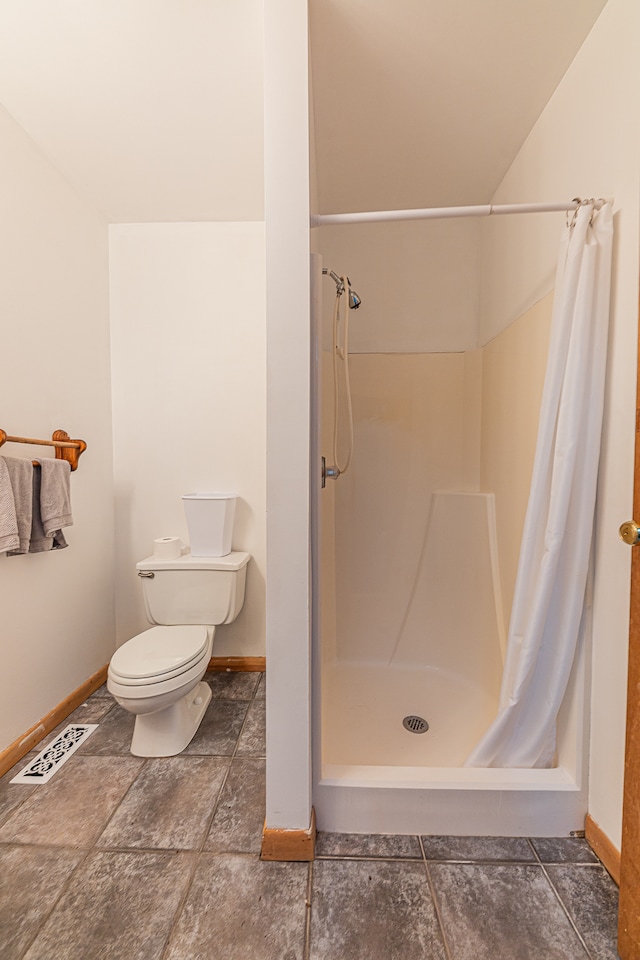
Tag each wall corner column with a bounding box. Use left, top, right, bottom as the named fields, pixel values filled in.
left=263, top=0, right=313, bottom=837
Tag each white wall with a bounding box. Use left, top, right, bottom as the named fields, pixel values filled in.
left=109, top=222, right=266, bottom=657
left=0, top=103, right=114, bottom=750
left=0, top=1, right=265, bottom=223
left=480, top=0, right=640, bottom=849
left=264, top=0, right=313, bottom=831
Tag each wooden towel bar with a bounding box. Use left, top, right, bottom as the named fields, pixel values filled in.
left=0, top=429, right=87, bottom=472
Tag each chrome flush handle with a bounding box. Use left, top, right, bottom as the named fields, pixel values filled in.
left=137, top=570, right=155, bottom=578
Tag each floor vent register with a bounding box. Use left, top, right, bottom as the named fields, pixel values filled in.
left=11, top=724, right=98, bottom=784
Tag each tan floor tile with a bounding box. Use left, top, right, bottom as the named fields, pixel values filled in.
left=204, top=758, right=265, bottom=853
left=97, top=756, right=230, bottom=850
left=23, top=850, right=193, bottom=960
left=0, top=756, right=144, bottom=847
left=235, top=699, right=265, bottom=757
left=165, top=854, right=308, bottom=960
left=0, top=845, right=84, bottom=960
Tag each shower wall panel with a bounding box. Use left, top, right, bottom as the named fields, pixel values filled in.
left=480, top=292, right=553, bottom=629
left=390, top=491, right=504, bottom=686
left=329, top=292, right=552, bottom=669
left=334, top=352, right=478, bottom=663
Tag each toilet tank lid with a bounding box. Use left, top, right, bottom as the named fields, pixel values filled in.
left=136, top=551, right=250, bottom=572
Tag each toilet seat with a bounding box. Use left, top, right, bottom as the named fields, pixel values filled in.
left=109, top=625, right=210, bottom=686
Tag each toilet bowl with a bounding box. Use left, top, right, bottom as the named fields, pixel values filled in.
left=107, top=550, right=250, bottom=757
left=108, top=625, right=214, bottom=756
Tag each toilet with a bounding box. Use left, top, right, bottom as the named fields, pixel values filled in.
left=107, top=550, right=250, bottom=757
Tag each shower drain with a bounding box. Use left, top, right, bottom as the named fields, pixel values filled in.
left=402, top=715, right=429, bottom=734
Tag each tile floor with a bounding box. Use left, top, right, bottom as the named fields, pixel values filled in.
left=0, top=671, right=620, bottom=960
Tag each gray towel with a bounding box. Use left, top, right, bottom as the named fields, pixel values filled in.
left=29, top=465, right=68, bottom=552
left=4, top=457, right=34, bottom=554
left=3, top=457, right=72, bottom=555
left=0, top=457, right=19, bottom=553
left=37, top=458, right=72, bottom=536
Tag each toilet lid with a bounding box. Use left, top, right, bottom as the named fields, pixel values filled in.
left=110, top=625, right=209, bottom=680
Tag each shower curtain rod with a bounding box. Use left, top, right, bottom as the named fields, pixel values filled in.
left=310, top=198, right=610, bottom=227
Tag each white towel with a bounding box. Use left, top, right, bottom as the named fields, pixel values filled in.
left=0, top=457, right=19, bottom=553
left=3, top=457, right=34, bottom=554
left=37, top=458, right=72, bottom=536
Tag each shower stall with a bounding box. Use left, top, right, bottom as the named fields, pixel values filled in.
left=310, top=217, right=590, bottom=836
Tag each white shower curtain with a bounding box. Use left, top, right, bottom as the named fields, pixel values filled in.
left=466, top=200, right=614, bottom=768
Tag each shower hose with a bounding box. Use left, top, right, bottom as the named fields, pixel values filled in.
left=332, top=277, right=354, bottom=475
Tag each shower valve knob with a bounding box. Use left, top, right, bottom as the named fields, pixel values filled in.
left=619, top=521, right=640, bottom=546
left=321, top=457, right=340, bottom=487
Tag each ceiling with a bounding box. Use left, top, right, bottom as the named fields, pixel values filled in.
left=310, top=0, right=609, bottom=213
left=0, top=1, right=608, bottom=222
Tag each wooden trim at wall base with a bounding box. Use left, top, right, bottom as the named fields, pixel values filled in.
left=207, top=656, right=266, bottom=672
left=0, top=664, right=108, bottom=779
left=261, top=808, right=316, bottom=861
left=585, top=814, right=621, bottom=885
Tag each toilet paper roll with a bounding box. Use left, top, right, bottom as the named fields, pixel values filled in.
left=153, top=537, right=183, bottom=560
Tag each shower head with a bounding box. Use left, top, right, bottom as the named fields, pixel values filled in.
left=322, top=268, right=362, bottom=309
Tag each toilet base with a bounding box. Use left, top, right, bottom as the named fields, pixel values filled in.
left=130, top=680, right=213, bottom=757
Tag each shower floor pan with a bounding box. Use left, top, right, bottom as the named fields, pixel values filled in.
left=322, top=660, right=497, bottom=768
left=316, top=661, right=584, bottom=836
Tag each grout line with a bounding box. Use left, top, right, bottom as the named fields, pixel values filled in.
left=533, top=860, right=603, bottom=868
left=230, top=702, right=252, bottom=761
left=0, top=789, right=38, bottom=832
left=251, top=671, right=263, bottom=698
left=91, top=756, right=150, bottom=843
left=315, top=854, right=423, bottom=862
left=159, top=850, right=201, bottom=960
left=0, top=838, right=96, bottom=852
left=526, top=839, right=594, bottom=960
left=303, top=860, right=313, bottom=960
left=409, top=856, right=539, bottom=866
left=88, top=846, right=266, bottom=859
left=195, top=673, right=264, bottom=851
left=205, top=670, right=265, bottom=761
left=161, top=675, right=263, bottom=960
left=419, top=835, right=454, bottom=960
left=15, top=844, right=94, bottom=958
left=195, top=756, right=234, bottom=855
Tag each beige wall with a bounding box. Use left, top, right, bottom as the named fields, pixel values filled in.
left=109, top=222, right=266, bottom=657
left=480, top=294, right=554, bottom=629
left=0, top=104, right=114, bottom=750
left=480, top=0, right=640, bottom=848
left=318, top=218, right=480, bottom=353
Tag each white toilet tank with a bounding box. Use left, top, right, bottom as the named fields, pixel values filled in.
left=136, top=551, right=250, bottom=626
